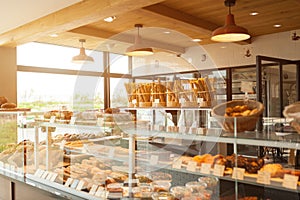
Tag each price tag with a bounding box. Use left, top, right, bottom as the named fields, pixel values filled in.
left=150, top=155, right=159, bottom=165
left=232, top=167, right=245, bottom=180
left=70, top=179, right=79, bottom=189
left=0, top=161, right=4, bottom=168
left=172, top=159, right=182, bottom=169
left=89, top=185, right=99, bottom=195
left=256, top=171, right=271, bottom=185
left=95, top=187, right=105, bottom=197
left=108, top=147, right=115, bottom=159
left=213, top=164, right=225, bottom=177
left=76, top=180, right=86, bottom=191
left=282, top=174, right=299, bottom=190
left=50, top=116, right=56, bottom=123
left=34, top=169, right=42, bottom=177
left=179, top=98, right=185, bottom=104
left=186, top=161, right=197, bottom=172
left=64, top=178, right=74, bottom=187
left=132, top=99, right=137, bottom=104
left=50, top=173, right=58, bottom=182
left=197, top=98, right=203, bottom=103
left=200, top=163, right=211, bottom=174
left=41, top=171, right=49, bottom=179
left=70, top=117, right=76, bottom=125
left=46, top=172, right=53, bottom=181
left=154, top=99, right=160, bottom=103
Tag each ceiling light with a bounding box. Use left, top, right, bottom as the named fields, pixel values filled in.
left=273, top=24, right=282, bottom=28
left=125, top=24, right=154, bottom=56
left=249, top=12, right=259, bottom=16
left=211, top=0, right=250, bottom=42
left=192, top=38, right=202, bottom=42
left=72, top=39, right=94, bottom=64
left=104, top=16, right=116, bottom=22
left=163, top=31, right=171, bottom=34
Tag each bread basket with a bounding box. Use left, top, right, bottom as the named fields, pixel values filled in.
left=283, top=102, right=300, bottom=134
left=211, top=100, right=264, bottom=133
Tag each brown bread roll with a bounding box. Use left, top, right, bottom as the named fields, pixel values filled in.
left=1, top=102, right=17, bottom=108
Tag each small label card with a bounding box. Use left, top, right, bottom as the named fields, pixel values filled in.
left=70, top=179, right=79, bottom=189
left=50, top=116, right=56, bottom=123
left=60, top=140, right=66, bottom=150
left=186, top=161, right=197, bottom=172
left=46, top=172, right=54, bottom=181
left=41, top=171, right=49, bottom=179
left=108, top=147, right=115, bottom=159
left=232, top=167, right=245, bottom=180
left=256, top=171, right=271, bottom=185
left=282, top=174, right=299, bottom=190
left=89, top=185, right=98, bottom=195
left=70, top=117, right=76, bottom=125
left=64, top=178, right=74, bottom=187
left=200, top=163, right=211, bottom=174
left=95, top=187, right=105, bottom=197
left=132, top=99, right=137, bottom=105
left=76, top=180, right=86, bottom=191
left=150, top=155, right=159, bottom=165
left=213, top=164, right=225, bottom=177
left=34, top=169, right=44, bottom=178
left=154, top=99, right=160, bottom=103
left=172, top=159, right=182, bottom=169
left=197, top=98, right=203, bottom=103
left=50, top=173, right=58, bottom=182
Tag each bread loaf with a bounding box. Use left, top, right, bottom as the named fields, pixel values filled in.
left=1, top=102, right=16, bottom=108
left=0, top=96, right=8, bottom=106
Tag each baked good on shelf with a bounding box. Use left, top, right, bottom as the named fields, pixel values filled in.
left=1, top=102, right=16, bottom=109
left=0, top=96, right=8, bottom=106
left=259, top=163, right=283, bottom=177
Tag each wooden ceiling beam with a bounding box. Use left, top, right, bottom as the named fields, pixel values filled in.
left=141, top=3, right=251, bottom=45
left=69, top=26, right=186, bottom=54
left=0, top=0, right=165, bottom=47
left=141, top=4, right=219, bottom=36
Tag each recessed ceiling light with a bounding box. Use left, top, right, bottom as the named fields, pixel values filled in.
left=104, top=16, right=116, bottom=22
left=49, top=33, right=58, bottom=37
left=249, top=12, right=259, bottom=16
left=220, top=46, right=227, bottom=49
left=163, top=31, right=171, bottom=34
left=273, top=24, right=282, bottom=28
left=192, top=38, right=202, bottom=42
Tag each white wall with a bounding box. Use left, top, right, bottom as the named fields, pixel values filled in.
left=132, top=29, right=300, bottom=76
left=0, top=47, right=17, bottom=103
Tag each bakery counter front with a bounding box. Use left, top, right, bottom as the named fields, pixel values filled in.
left=1, top=109, right=300, bottom=199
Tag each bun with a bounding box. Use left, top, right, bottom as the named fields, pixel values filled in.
left=1, top=102, right=16, bottom=108
left=0, top=96, right=8, bottom=105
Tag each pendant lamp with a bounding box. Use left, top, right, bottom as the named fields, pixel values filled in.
left=125, top=24, right=154, bottom=56
left=211, top=0, right=250, bottom=42
left=72, top=39, right=94, bottom=63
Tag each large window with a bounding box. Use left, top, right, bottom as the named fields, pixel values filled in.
left=17, top=42, right=130, bottom=111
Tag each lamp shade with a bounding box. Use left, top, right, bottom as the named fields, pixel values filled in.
left=125, top=24, right=154, bottom=56
left=72, top=39, right=94, bottom=63
left=211, top=13, right=250, bottom=42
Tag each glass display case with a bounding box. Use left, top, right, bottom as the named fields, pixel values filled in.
left=1, top=106, right=300, bottom=199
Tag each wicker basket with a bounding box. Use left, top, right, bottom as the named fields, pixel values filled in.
left=283, top=101, right=300, bottom=134
left=211, top=100, right=264, bottom=133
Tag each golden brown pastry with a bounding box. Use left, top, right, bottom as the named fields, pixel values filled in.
left=1, top=102, right=16, bottom=108
left=0, top=96, right=8, bottom=105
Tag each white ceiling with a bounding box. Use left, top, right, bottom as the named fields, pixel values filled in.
left=0, top=0, right=81, bottom=34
